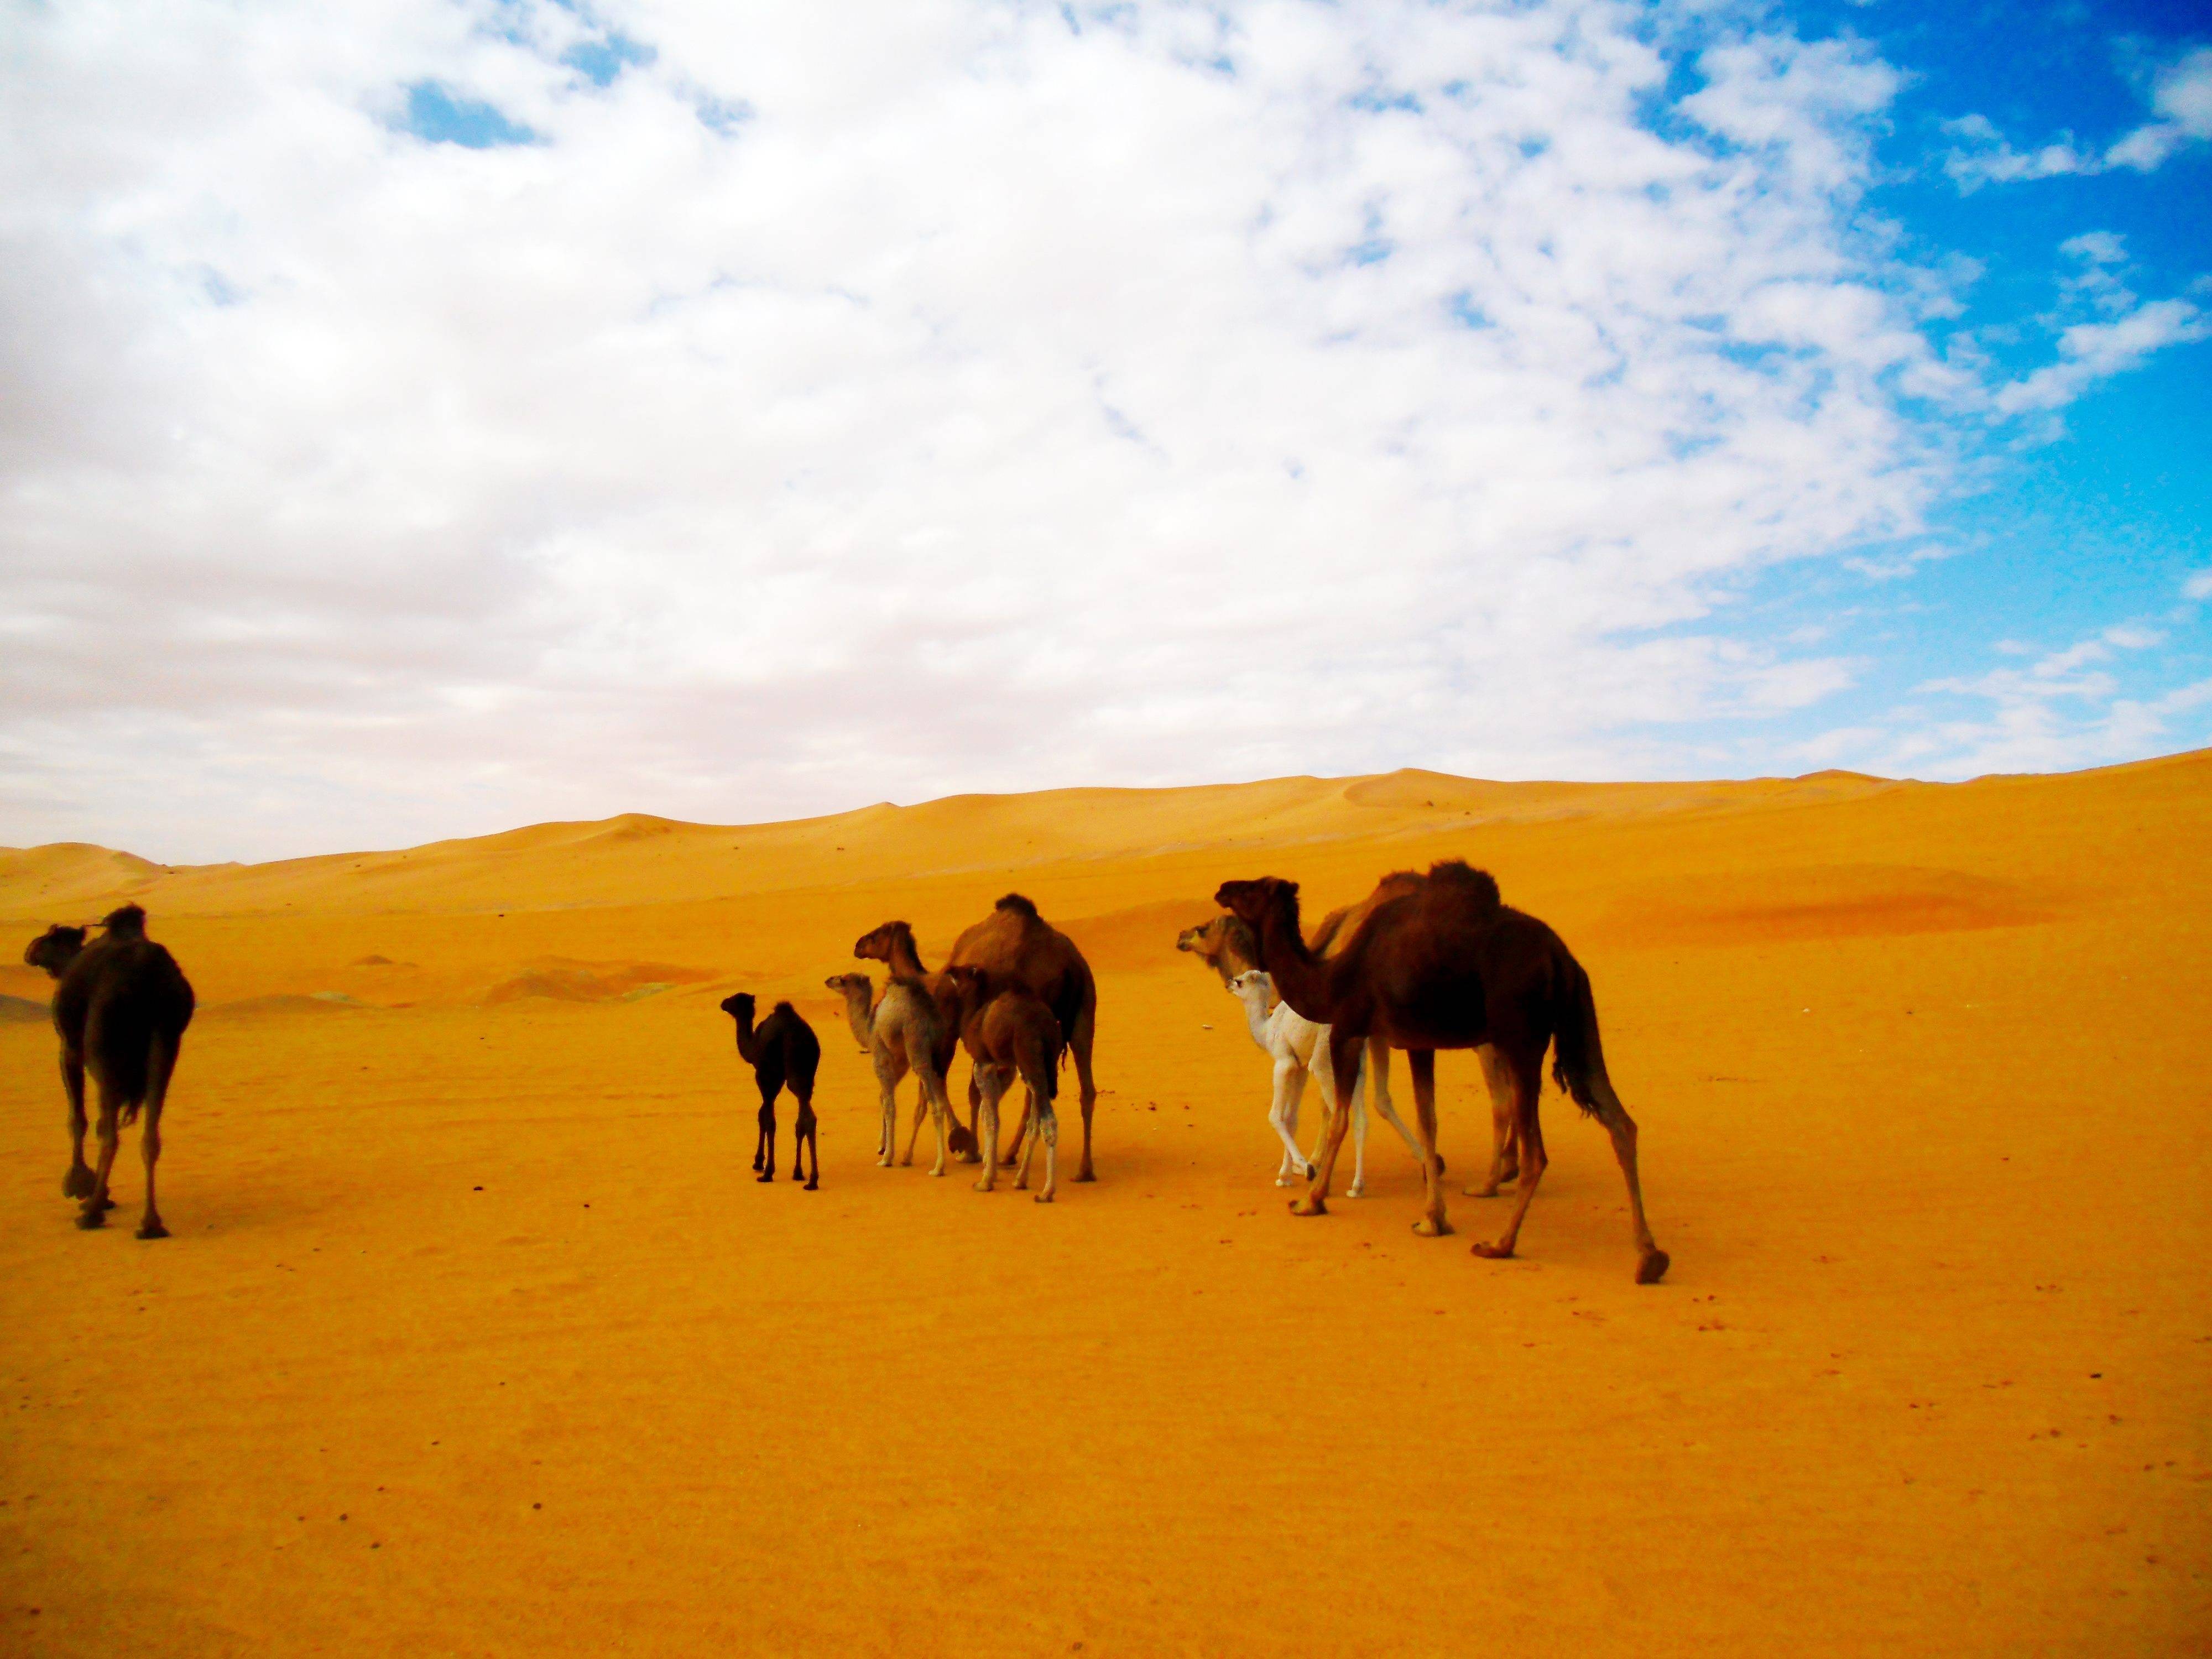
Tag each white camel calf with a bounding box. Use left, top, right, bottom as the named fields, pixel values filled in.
left=1226, top=969, right=1426, bottom=1197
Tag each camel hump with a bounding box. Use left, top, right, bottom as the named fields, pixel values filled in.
left=994, top=893, right=1040, bottom=919
left=771, top=1000, right=797, bottom=1016
left=1427, top=860, right=1501, bottom=912
left=102, top=903, right=149, bottom=938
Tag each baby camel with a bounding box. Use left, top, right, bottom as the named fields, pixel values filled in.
left=825, top=972, right=964, bottom=1175
left=1227, top=969, right=1427, bottom=1197
left=721, top=994, right=822, bottom=1188
left=943, top=966, right=1065, bottom=1202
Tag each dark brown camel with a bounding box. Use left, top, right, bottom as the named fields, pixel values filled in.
left=721, top=993, right=823, bottom=1188
left=1215, top=861, right=1667, bottom=1283
left=943, top=966, right=1066, bottom=1201
left=24, top=905, right=195, bottom=1238
left=856, top=894, right=1099, bottom=1180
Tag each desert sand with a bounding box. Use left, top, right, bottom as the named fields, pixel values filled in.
left=3, top=755, right=2208, bottom=1656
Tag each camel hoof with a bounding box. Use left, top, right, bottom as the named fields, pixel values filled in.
left=1289, top=1196, right=1327, bottom=1218
left=1470, top=1239, right=1514, bottom=1260
left=973, top=1180, right=994, bottom=1193
left=1345, top=1186, right=1365, bottom=1198
left=1636, top=1249, right=1671, bottom=1285
left=63, top=1167, right=95, bottom=1199
left=1413, top=1217, right=1454, bottom=1238
left=1074, top=1170, right=1095, bottom=1184
left=1462, top=1185, right=1499, bottom=1199
left=804, top=1180, right=819, bottom=1192
left=136, top=1220, right=169, bottom=1240
left=75, top=1207, right=106, bottom=1230
left=1034, top=1192, right=1054, bottom=1204
left=1275, top=1175, right=1296, bottom=1187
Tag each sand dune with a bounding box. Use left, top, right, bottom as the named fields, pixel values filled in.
left=3, top=753, right=2208, bottom=1655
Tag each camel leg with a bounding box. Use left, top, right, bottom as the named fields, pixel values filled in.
left=799, top=1108, right=821, bottom=1190
left=973, top=1070, right=1004, bottom=1193
left=77, top=1079, right=123, bottom=1229
left=922, top=1062, right=955, bottom=1177
left=1002, top=1085, right=1033, bottom=1168
left=1407, top=1050, right=1452, bottom=1237
left=134, top=1032, right=178, bottom=1239
left=902, top=1074, right=934, bottom=1165
left=1069, top=999, right=1098, bottom=1183
left=60, top=1049, right=94, bottom=1200
left=1464, top=1045, right=1522, bottom=1197
left=1324, top=1031, right=1375, bottom=1198
left=755, top=1083, right=778, bottom=1183
left=1290, top=1034, right=1361, bottom=1217
left=959, top=1068, right=986, bottom=1164
left=1361, top=1037, right=1425, bottom=1178
left=1584, top=1074, right=1668, bottom=1283
left=1269, top=1057, right=1310, bottom=1185
left=792, top=1078, right=818, bottom=1188
left=877, top=1053, right=905, bottom=1168
left=1473, top=1050, right=1548, bottom=1261
left=1031, top=1096, right=1058, bottom=1204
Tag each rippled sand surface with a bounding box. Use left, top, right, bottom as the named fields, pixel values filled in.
left=3, top=755, right=2206, bottom=1656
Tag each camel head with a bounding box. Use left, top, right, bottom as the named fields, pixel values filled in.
left=719, top=992, right=755, bottom=1024
left=24, top=924, right=87, bottom=979
left=1174, top=923, right=1208, bottom=954
left=853, top=920, right=912, bottom=966
left=1213, top=877, right=1298, bottom=932
left=1227, top=968, right=1272, bottom=1006
left=825, top=972, right=873, bottom=1001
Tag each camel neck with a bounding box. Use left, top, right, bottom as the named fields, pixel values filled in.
left=1233, top=987, right=1272, bottom=1048
left=836, top=987, right=873, bottom=1049
left=1255, top=899, right=1334, bottom=1021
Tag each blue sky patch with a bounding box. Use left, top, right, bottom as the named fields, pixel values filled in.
left=399, top=81, right=538, bottom=148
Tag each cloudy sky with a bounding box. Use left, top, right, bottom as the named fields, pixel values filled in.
left=4, top=0, right=2208, bottom=863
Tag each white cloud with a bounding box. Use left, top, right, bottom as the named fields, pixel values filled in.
left=1834, top=622, right=2208, bottom=779
left=1945, top=44, right=2212, bottom=185
left=2106, top=45, right=2212, bottom=169
left=0, top=1, right=2182, bottom=861
left=1993, top=298, right=2210, bottom=414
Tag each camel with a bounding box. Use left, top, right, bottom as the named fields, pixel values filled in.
left=825, top=972, right=964, bottom=1175
left=1226, top=968, right=1425, bottom=1196
left=721, top=993, right=822, bottom=1188
left=1198, top=869, right=1536, bottom=1193
left=856, top=894, right=1099, bottom=1181
left=943, top=966, right=1065, bottom=1202
left=24, top=904, right=195, bottom=1238
left=1215, top=861, right=1667, bottom=1284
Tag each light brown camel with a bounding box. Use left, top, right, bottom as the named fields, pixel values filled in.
left=1176, top=914, right=1260, bottom=987
left=856, top=894, right=1100, bottom=1181
left=1215, top=861, right=1667, bottom=1284
left=825, top=972, right=966, bottom=1173
left=943, top=966, right=1065, bottom=1201
left=24, top=904, right=195, bottom=1238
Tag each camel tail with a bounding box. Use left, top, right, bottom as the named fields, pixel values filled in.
left=1550, top=952, right=1608, bottom=1117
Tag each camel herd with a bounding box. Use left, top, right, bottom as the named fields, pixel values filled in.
left=23, top=863, right=1670, bottom=1282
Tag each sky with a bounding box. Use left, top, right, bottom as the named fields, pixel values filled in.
left=3, top=0, right=2208, bottom=864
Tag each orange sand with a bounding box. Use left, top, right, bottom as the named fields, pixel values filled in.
left=2, top=758, right=2208, bottom=1656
